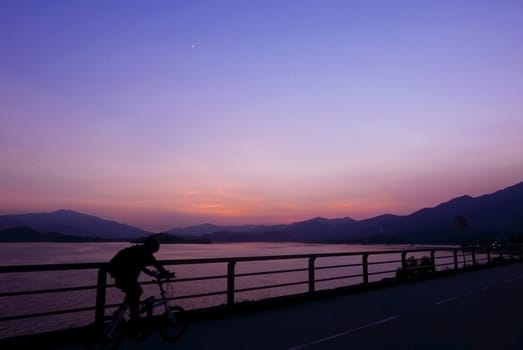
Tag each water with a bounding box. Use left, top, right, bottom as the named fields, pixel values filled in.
left=0, top=241, right=418, bottom=264
left=0, top=242, right=451, bottom=338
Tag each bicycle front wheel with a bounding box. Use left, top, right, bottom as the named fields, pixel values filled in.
left=159, top=306, right=187, bottom=342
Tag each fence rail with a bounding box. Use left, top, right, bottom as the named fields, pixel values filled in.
left=0, top=244, right=522, bottom=337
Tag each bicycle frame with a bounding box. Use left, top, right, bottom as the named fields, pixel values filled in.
left=99, top=278, right=171, bottom=337
left=142, top=278, right=173, bottom=316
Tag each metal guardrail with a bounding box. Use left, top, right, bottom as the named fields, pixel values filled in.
left=0, top=244, right=522, bottom=335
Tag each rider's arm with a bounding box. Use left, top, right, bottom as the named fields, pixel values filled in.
left=142, top=256, right=171, bottom=277
left=141, top=266, right=158, bottom=277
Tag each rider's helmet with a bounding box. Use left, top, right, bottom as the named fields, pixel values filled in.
left=144, top=235, right=160, bottom=253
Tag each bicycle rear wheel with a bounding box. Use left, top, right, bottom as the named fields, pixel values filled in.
left=87, top=316, right=126, bottom=350
left=158, top=306, right=187, bottom=341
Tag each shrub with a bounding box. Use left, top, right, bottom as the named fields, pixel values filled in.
left=396, top=255, right=433, bottom=278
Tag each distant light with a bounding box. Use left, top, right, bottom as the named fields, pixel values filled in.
left=191, top=43, right=198, bottom=49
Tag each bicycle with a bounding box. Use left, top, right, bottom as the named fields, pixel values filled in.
left=88, top=272, right=187, bottom=349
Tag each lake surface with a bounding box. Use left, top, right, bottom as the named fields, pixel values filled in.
left=0, top=242, right=453, bottom=338
left=0, top=241, right=420, bottom=264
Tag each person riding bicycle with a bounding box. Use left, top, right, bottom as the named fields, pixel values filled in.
left=107, top=235, right=172, bottom=332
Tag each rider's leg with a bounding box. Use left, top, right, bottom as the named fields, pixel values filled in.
left=124, top=284, right=143, bottom=322
left=124, top=284, right=152, bottom=341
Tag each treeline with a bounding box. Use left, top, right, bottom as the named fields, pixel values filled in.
left=0, top=227, right=213, bottom=244
left=0, top=227, right=108, bottom=242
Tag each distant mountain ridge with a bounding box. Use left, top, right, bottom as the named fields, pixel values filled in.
left=168, top=223, right=282, bottom=236
left=1, top=181, right=522, bottom=243
left=0, top=227, right=107, bottom=242
left=170, top=181, right=523, bottom=244
left=0, top=209, right=151, bottom=239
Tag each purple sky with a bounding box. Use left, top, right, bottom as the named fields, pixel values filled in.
left=1, top=1, right=522, bottom=231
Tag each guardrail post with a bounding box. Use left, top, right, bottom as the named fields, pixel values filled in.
left=453, top=248, right=458, bottom=270
left=430, top=250, right=436, bottom=273
left=227, top=261, right=236, bottom=306
left=487, top=247, right=491, bottom=264
left=362, top=254, right=369, bottom=285
left=510, top=244, right=518, bottom=260
left=308, top=257, right=316, bottom=293
left=471, top=247, right=476, bottom=267
left=95, top=266, right=108, bottom=328
left=401, top=251, right=407, bottom=270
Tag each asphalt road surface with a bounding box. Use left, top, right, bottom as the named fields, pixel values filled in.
left=67, top=262, right=523, bottom=350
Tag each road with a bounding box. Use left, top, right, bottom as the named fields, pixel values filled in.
left=69, top=262, right=523, bottom=350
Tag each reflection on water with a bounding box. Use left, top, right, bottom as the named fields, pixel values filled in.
left=0, top=242, right=454, bottom=338
left=0, top=241, right=432, bottom=264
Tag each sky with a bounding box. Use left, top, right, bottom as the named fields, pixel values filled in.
left=1, top=1, right=522, bottom=231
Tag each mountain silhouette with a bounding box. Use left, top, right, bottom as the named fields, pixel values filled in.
left=0, top=209, right=151, bottom=239
left=200, top=181, right=523, bottom=244
left=0, top=227, right=106, bottom=242
left=1, top=181, right=521, bottom=243
left=168, top=223, right=283, bottom=236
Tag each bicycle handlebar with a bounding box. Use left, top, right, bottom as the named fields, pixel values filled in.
left=155, top=271, right=175, bottom=281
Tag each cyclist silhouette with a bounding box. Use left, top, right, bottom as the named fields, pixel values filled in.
left=107, top=235, right=171, bottom=332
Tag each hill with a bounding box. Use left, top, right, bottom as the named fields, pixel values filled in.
left=200, top=181, right=523, bottom=244
left=0, top=210, right=151, bottom=240
left=1, top=181, right=522, bottom=244
left=0, top=227, right=107, bottom=242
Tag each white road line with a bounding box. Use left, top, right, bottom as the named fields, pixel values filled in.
left=434, top=296, right=458, bottom=305
left=504, top=275, right=523, bottom=283
left=287, top=316, right=399, bottom=350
